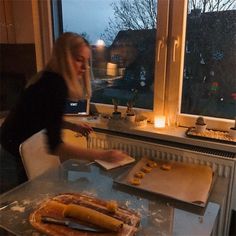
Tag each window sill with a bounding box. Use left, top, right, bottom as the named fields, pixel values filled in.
left=64, top=116, right=236, bottom=154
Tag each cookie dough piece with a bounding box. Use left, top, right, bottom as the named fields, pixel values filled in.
left=134, top=171, right=145, bottom=178
left=161, top=163, right=172, bottom=171
left=130, top=178, right=141, bottom=185
left=146, top=160, right=157, bottom=168
left=106, top=200, right=118, bottom=213
left=141, top=166, right=152, bottom=173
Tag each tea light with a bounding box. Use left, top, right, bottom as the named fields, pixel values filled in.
left=154, top=116, right=166, bottom=128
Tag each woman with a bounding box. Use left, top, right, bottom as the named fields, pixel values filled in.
left=0, top=32, right=126, bottom=191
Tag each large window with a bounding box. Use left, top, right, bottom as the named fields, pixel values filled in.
left=56, top=0, right=235, bottom=129
left=61, top=0, right=158, bottom=110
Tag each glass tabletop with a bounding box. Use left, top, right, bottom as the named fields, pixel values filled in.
left=0, top=159, right=219, bottom=236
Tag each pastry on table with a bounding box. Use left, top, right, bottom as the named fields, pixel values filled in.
left=141, top=166, right=152, bottom=173
left=106, top=200, right=118, bottom=213
left=160, top=163, right=172, bottom=171
left=134, top=171, right=145, bottom=178
left=146, top=160, right=158, bottom=168
left=130, top=178, right=141, bottom=185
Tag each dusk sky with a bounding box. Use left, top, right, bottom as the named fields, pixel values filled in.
left=62, top=0, right=115, bottom=45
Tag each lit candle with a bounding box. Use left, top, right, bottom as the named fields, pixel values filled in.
left=154, top=116, right=166, bottom=128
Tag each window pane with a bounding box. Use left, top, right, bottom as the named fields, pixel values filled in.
left=181, top=3, right=236, bottom=119
left=61, top=0, right=157, bottom=110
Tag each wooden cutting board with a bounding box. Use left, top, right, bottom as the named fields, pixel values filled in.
left=29, top=193, right=140, bottom=236
left=115, top=157, right=213, bottom=207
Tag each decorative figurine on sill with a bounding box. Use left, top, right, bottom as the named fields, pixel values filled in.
left=195, top=116, right=207, bottom=133
left=112, top=98, right=121, bottom=120
left=126, top=100, right=136, bottom=122
left=125, top=90, right=138, bottom=122
left=229, top=117, right=236, bottom=139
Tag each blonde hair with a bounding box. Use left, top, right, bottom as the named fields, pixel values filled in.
left=45, top=32, right=91, bottom=101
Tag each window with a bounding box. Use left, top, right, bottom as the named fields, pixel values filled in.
left=61, top=0, right=158, bottom=110
left=54, top=0, right=235, bottom=129
left=181, top=8, right=236, bottom=120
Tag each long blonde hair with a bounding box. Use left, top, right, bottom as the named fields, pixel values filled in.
left=45, top=32, right=91, bottom=101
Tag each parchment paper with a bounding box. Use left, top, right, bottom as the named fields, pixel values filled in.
left=115, top=157, right=213, bottom=207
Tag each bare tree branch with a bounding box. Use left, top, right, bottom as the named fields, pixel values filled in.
left=188, top=0, right=235, bottom=12
left=101, top=0, right=157, bottom=45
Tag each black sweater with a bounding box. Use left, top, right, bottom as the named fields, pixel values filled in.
left=0, top=71, right=68, bottom=157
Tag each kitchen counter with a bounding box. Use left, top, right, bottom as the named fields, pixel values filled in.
left=0, top=159, right=220, bottom=236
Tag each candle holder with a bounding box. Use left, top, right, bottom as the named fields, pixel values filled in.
left=154, top=116, right=166, bottom=128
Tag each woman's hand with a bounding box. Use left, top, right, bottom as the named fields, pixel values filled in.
left=63, top=120, right=93, bottom=137
left=100, top=150, right=129, bottom=163
left=75, top=123, right=93, bottom=137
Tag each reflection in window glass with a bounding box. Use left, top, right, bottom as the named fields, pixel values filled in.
left=61, top=0, right=157, bottom=109
left=181, top=3, right=236, bottom=119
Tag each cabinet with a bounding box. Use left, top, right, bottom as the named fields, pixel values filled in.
left=0, top=0, right=14, bottom=43
left=0, top=0, right=34, bottom=43
left=0, top=0, right=36, bottom=111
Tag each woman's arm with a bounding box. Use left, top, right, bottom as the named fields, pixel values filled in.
left=53, top=142, right=127, bottom=163
left=63, top=120, right=93, bottom=137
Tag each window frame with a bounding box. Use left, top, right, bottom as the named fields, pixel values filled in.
left=36, top=0, right=234, bottom=130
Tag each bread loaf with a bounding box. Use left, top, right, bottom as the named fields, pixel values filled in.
left=63, top=204, right=123, bottom=232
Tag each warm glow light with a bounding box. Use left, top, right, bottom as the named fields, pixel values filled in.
left=96, top=39, right=105, bottom=47
left=107, top=62, right=117, bottom=76
left=154, top=116, right=166, bottom=128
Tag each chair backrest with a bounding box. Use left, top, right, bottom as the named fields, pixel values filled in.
left=19, top=130, right=60, bottom=180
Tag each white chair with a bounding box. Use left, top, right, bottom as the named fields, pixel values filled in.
left=19, top=130, right=60, bottom=180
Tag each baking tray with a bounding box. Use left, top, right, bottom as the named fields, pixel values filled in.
left=186, top=127, right=236, bottom=144
left=115, top=157, right=214, bottom=207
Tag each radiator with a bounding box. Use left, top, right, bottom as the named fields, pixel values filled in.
left=88, top=132, right=235, bottom=236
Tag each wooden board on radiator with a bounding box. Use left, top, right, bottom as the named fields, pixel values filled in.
left=115, top=157, right=214, bottom=207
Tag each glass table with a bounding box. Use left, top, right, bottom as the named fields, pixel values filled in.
left=0, top=159, right=219, bottom=235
